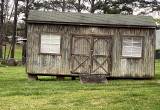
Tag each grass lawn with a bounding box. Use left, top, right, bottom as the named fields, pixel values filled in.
left=0, top=62, right=160, bottom=110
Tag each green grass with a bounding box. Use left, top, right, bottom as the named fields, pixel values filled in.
left=155, top=59, right=160, bottom=79
left=0, top=61, right=160, bottom=110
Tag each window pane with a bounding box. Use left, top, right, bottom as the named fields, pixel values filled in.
left=123, top=42, right=132, bottom=47
left=122, top=46, right=132, bottom=56
left=133, top=42, right=142, bottom=47
left=132, top=47, right=142, bottom=57
left=133, top=37, right=142, bottom=42
left=41, top=34, right=61, bottom=54
left=122, top=37, right=142, bottom=57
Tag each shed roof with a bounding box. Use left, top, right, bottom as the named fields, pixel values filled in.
left=27, top=10, right=156, bottom=28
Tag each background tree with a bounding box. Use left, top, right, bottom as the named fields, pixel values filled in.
left=11, top=0, right=18, bottom=59
left=85, top=0, right=160, bottom=15
left=155, top=19, right=160, bottom=24
left=0, top=0, right=4, bottom=59
left=102, top=0, right=133, bottom=14
left=67, top=0, right=87, bottom=12
left=22, top=0, right=29, bottom=64
left=16, top=0, right=160, bottom=16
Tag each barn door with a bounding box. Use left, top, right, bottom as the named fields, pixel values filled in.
left=92, top=37, right=112, bottom=75
left=71, top=36, right=112, bottom=75
left=71, top=36, right=91, bottom=74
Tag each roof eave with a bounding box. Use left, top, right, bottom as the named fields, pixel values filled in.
left=26, top=20, right=157, bottom=29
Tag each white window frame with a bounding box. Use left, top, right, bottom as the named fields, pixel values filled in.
left=122, top=36, right=143, bottom=58
left=40, top=33, right=61, bottom=55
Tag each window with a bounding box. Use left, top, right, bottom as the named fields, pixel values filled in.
left=40, top=33, right=61, bottom=54
left=122, top=37, right=143, bottom=58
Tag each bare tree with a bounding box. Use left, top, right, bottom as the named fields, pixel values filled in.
left=22, top=0, right=29, bottom=64
left=77, top=0, right=81, bottom=12
left=11, top=0, right=18, bottom=58
left=89, top=0, right=95, bottom=13
left=62, top=0, right=65, bottom=12
left=0, top=0, right=4, bottom=59
left=67, top=0, right=86, bottom=13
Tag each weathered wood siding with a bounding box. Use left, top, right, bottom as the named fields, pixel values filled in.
left=112, top=28, right=155, bottom=78
left=27, top=24, right=155, bottom=78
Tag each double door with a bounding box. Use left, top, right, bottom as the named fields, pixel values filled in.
left=71, top=35, right=112, bottom=75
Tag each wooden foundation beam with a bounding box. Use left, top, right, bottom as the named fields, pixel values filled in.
left=56, top=76, right=64, bottom=80
left=71, top=77, right=76, bottom=80
left=28, top=74, right=38, bottom=80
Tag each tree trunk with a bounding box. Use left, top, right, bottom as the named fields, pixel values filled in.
left=11, top=0, right=18, bottom=58
left=0, top=0, right=4, bottom=59
left=103, top=0, right=107, bottom=14
left=62, top=0, right=65, bottom=12
left=22, top=0, right=29, bottom=64
left=90, top=0, right=95, bottom=13
left=77, top=0, right=81, bottom=12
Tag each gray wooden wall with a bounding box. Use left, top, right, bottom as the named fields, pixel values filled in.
left=27, top=24, right=155, bottom=78
left=156, top=30, right=160, bottom=49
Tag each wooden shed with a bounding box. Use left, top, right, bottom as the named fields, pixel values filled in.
left=26, top=10, right=156, bottom=79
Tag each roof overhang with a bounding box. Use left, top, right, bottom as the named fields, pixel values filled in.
left=26, top=20, right=157, bottom=29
